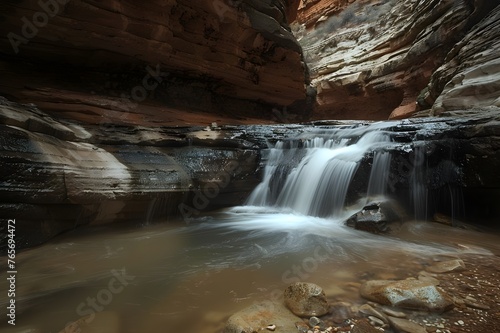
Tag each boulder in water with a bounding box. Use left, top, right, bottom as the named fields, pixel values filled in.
left=284, top=282, right=329, bottom=317
left=346, top=199, right=404, bottom=234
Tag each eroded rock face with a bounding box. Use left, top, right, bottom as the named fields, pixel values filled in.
left=420, top=4, right=500, bottom=115
left=296, top=0, right=353, bottom=28
left=0, top=98, right=261, bottom=249
left=0, top=0, right=309, bottom=121
left=293, top=0, right=497, bottom=119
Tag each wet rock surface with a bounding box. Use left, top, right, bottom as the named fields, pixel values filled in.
left=360, top=279, right=454, bottom=313
left=345, top=200, right=404, bottom=234
left=223, top=301, right=302, bottom=333
left=426, top=259, right=466, bottom=274
left=0, top=98, right=262, bottom=250
left=284, top=282, right=330, bottom=317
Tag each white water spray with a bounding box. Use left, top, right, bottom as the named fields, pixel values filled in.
left=246, top=123, right=397, bottom=218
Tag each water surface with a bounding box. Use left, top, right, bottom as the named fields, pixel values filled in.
left=1, top=208, right=498, bottom=333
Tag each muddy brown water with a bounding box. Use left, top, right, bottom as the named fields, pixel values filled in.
left=1, top=206, right=499, bottom=333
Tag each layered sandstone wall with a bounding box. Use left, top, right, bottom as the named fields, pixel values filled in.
left=0, top=0, right=310, bottom=124
left=419, top=4, right=500, bottom=115
left=0, top=97, right=265, bottom=249
left=293, top=0, right=498, bottom=120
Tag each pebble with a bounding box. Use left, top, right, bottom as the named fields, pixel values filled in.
left=266, top=324, right=276, bottom=331
left=309, top=317, right=321, bottom=327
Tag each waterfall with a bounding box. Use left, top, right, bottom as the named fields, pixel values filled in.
left=246, top=123, right=396, bottom=218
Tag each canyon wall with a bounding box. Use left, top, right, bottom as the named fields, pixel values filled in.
left=0, top=98, right=264, bottom=249
left=0, top=0, right=310, bottom=125
left=420, top=4, right=500, bottom=115
left=1, top=0, right=500, bottom=249
left=0, top=0, right=314, bottom=249
left=294, top=0, right=499, bottom=119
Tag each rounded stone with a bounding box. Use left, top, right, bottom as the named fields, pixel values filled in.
left=284, top=282, right=329, bottom=317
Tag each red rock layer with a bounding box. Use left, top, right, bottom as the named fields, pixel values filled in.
left=0, top=0, right=309, bottom=125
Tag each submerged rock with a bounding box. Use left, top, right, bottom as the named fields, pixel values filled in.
left=284, top=282, right=329, bottom=317
left=426, top=259, right=466, bottom=274
left=360, top=279, right=454, bottom=313
left=329, top=301, right=353, bottom=324
left=223, top=301, right=301, bottom=333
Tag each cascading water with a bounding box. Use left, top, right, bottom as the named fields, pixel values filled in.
left=246, top=123, right=397, bottom=219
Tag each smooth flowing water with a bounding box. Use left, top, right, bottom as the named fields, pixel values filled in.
left=1, top=123, right=499, bottom=333
left=247, top=123, right=395, bottom=218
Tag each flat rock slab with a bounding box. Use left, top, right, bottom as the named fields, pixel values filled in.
left=360, top=279, right=454, bottom=313
left=223, top=301, right=301, bottom=333
left=426, top=259, right=466, bottom=274
left=388, top=317, right=427, bottom=333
